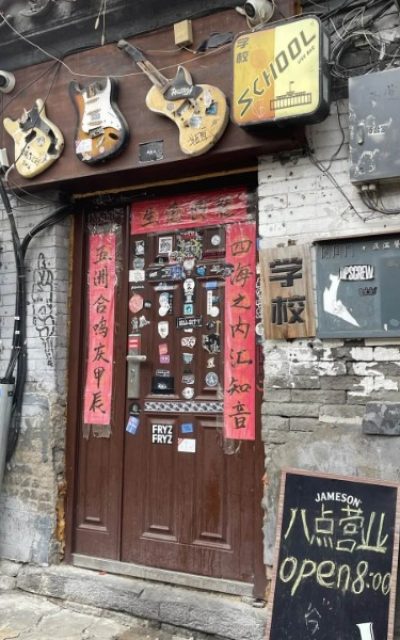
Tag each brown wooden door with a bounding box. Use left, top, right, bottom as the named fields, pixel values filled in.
left=121, top=221, right=256, bottom=581
left=69, top=188, right=262, bottom=586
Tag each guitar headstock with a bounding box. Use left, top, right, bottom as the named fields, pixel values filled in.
left=117, top=40, right=146, bottom=63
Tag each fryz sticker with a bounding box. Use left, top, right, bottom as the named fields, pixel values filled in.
left=151, top=423, right=173, bottom=444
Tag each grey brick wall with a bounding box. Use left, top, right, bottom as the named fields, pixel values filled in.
left=259, top=99, right=400, bottom=633
left=0, top=193, right=71, bottom=564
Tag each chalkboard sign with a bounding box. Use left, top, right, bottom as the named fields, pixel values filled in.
left=266, top=469, right=400, bottom=640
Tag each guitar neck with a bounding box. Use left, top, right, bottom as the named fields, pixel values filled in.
left=137, top=59, right=170, bottom=92
left=118, top=40, right=170, bottom=92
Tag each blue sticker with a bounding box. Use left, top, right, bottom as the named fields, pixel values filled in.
left=204, top=280, right=218, bottom=290
left=126, top=415, right=139, bottom=435
left=181, top=422, right=194, bottom=434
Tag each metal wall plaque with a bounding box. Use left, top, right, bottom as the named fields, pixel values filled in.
left=316, top=235, right=400, bottom=338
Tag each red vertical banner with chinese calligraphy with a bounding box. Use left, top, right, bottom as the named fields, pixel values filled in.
left=224, top=222, right=256, bottom=441
left=83, top=233, right=116, bottom=425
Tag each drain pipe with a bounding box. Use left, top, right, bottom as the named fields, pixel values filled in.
left=0, top=379, right=15, bottom=491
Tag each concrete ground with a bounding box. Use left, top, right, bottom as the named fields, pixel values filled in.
left=0, top=592, right=193, bottom=640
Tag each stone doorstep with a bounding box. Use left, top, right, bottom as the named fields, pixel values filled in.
left=16, top=564, right=267, bottom=640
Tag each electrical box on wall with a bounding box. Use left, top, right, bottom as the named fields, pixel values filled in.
left=349, top=68, right=400, bottom=184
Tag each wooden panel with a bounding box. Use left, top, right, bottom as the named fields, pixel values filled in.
left=260, top=243, right=316, bottom=339
left=143, top=417, right=178, bottom=540
left=68, top=207, right=129, bottom=560
left=2, top=5, right=303, bottom=195
left=193, top=419, right=229, bottom=547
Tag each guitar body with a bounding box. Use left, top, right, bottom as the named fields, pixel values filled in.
left=146, top=82, right=229, bottom=156
left=3, top=99, right=64, bottom=179
left=70, top=77, right=129, bottom=164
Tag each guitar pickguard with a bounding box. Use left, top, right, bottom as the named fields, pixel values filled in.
left=81, top=86, right=124, bottom=135
left=70, top=77, right=129, bottom=164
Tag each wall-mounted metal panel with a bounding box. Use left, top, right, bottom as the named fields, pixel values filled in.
left=316, top=234, right=400, bottom=338
left=349, top=68, right=400, bottom=184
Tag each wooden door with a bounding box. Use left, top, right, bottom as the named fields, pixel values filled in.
left=68, top=187, right=262, bottom=586
left=120, top=192, right=259, bottom=582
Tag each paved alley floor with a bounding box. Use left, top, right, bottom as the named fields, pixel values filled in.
left=0, top=592, right=192, bottom=640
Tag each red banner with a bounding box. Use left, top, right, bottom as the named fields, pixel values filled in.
left=131, top=187, right=249, bottom=235
left=224, top=222, right=256, bottom=440
left=83, top=233, right=116, bottom=425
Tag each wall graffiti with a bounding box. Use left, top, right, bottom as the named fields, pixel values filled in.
left=31, top=252, right=55, bottom=367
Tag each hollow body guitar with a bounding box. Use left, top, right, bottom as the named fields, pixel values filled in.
left=70, top=77, right=129, bottom=164
left=117, top=40, right=229, bottom=156
left=3, top=99, right=64, bottom=178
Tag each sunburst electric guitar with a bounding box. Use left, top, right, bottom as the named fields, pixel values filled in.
left=69, top=77, right=129, bottom=164
left=3, top=99, right=64, bottom=178
left=117, top=40, right=229, bottom=156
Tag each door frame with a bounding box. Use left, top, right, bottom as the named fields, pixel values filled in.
left=65, top=176, right=266, bottom=599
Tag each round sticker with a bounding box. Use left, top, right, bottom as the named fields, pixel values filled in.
left=255, top=322, right=264, bottom=336
left=133, top=257, right=145, bottom=269
left=183, top=258, right=195, bottom=272
left=211, top=234, right=221, bottom=246
left=129, top=293, right=144, bottom=314
left=182, top=386, right=195, bottom=399
left=209, top=306, right=219, bottom=318
left=205, top=372, right=219, bottom=387
left=183, top=278, right=195, bottom=293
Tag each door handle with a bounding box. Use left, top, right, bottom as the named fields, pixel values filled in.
left=126, top=354, right=147, bottom=362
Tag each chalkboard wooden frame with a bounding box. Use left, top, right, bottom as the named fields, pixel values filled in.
left=266, top=468, right=400, bottom=640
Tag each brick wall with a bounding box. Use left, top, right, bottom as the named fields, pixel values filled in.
left=258, top=100, right=400, bottom=568
left=0, top=194, right=71, bottom=564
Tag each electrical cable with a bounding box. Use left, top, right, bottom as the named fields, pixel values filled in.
left=0, top=11, right=235, bottom=81
left=306, top=145, right=366, bottom=222
left=0, top=179, right=75, bottom=461
left=360, top=187, right=400, bottom=215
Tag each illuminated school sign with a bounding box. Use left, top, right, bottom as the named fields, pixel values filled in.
left=232, top=16, right=330, bottom=127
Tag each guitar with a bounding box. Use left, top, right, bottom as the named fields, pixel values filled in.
left=69, top=77, right=129, bottom=164
left=117, top=40, right=229, bottom=157
left=3, top=99, right=64, bottom=179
